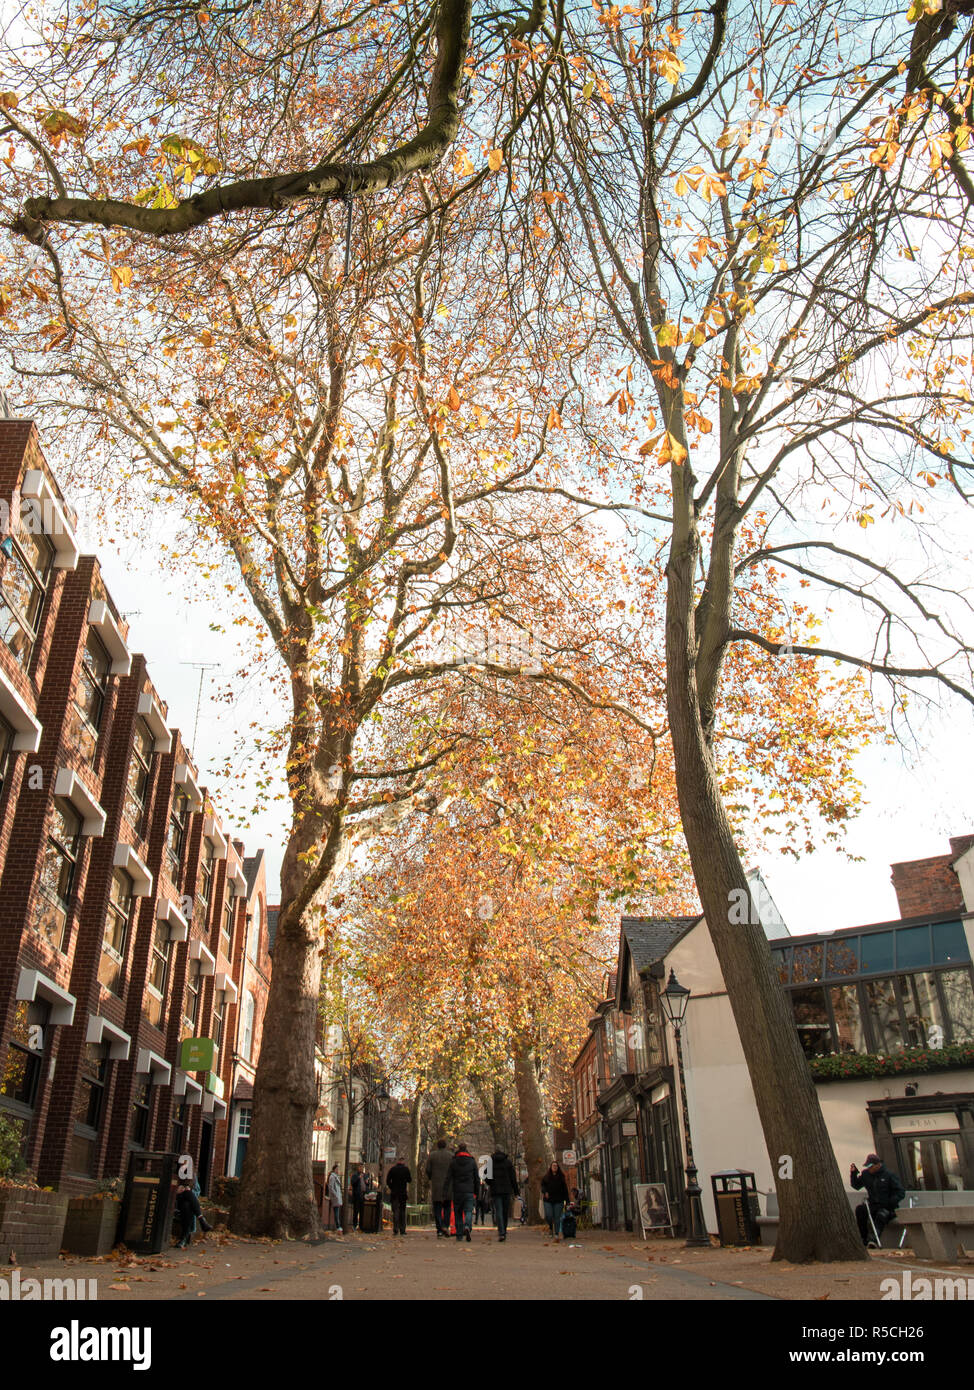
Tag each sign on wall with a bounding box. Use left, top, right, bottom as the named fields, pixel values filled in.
left=179, top=1037, right=215, bottom=1071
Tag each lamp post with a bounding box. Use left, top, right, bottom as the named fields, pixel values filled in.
left=659, top=970, right=710, bottom=1247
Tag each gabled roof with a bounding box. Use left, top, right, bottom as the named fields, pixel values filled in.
left=620, top=915, right=701, bottom=972
left=243, top=849, right=264, bottom=898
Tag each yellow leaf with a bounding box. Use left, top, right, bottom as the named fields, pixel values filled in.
left=487, top=149, right=503, bottom=172
left=448, top=386, right=461, bottom=411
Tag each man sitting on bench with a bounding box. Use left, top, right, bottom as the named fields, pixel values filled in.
left=850, top=1153, right=905, bottom=1247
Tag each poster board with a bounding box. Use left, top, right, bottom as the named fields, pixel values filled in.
left=634, top=1183, right=673, bottom=1238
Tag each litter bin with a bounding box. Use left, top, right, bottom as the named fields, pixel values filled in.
left=360, top=1193, right=381, bottom=1233
left=711, top=1170, right=761, bottom=1246
left=118, top=1151, right=178, bottom=1255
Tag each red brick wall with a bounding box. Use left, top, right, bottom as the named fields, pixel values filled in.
left=890, top=853, right=964, bottom=920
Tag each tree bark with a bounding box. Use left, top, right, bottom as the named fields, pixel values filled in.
left=408, top=1091, right=423, bottom=1203
left=514, top=1044, right=553, bottom=1226
left=664, top=527, right=867, bottom=1263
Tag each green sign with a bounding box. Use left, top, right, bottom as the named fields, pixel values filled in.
left=204, top=1071, right=224, bottom=1098
left=179, top=1037, right=215, bottom=1072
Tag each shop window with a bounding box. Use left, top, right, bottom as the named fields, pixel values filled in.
left=898, top=1136, right=964, bottom=1192
left=35, top=799, right=83, bottom=952
left=790, top=987, right=831, bottom=1056
left=940, top=968, right=974, bottom=1042
left=99, top=869, right=134, bottom=995
left=792, top=944, right=824, bottom=984
left=897, top=971, right=943, bottom=1048
left=830, top=984, right=866, bottom=1053
left=826, top=937, right=859, bottom=978
left=771, top=947, right=790, bottom=984
left=863, top=978, right=900, bottom=1052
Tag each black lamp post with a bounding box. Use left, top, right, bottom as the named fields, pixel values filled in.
left=659, top=970, right=710, bottom=1247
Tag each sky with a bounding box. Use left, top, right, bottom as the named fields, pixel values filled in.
left=74, top=492, right=974, bottom=933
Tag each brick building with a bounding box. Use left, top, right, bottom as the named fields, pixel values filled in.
left=0, top=407, right=273, bottom=1194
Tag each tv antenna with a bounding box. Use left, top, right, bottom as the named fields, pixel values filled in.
left=180, top=662, right=220, bottom=749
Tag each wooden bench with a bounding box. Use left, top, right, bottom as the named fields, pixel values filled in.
left=892, top=1206, right=974, bottom=1261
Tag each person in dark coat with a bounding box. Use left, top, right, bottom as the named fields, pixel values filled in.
left=541, top=1161, right=570, bottom=1241
left=385, top=1156, right=412, bottom=1236
left=489, top=1149, right=520, bottom=1242
left=351, top=1164, right=366, bottom=1230
left=447, top=1142, right=480, bottom=1242
left=174, top=1182, right=202, bottom=1248
left=426, top=1139, right=454, bottom=1237
left=851, top=1153, right=905, bottom=1246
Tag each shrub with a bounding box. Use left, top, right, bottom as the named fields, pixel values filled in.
left=809, top=1041, right=974, bottom=1082
left=0, top=1113, right=31, bottom=1183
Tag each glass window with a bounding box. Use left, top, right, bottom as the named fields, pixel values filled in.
left=199, top=842, right=214, bottom=915
left=771, top=947, right=790, bottom=984
left=70, top=1043, right=107, bottom=1175
left=0, top=522, right=54, bottom=666
left=0, top=1000, right=48, bottom=1106
left=170, top=1101, right=187, bottom=1155
left=130, top=1081, right=151, bottom=1148
left=896, top=926, right=931, bottom=971
left=864, top=977, right=901, bottom=1052
left=124, top=718, right=154, bottom=832
left=221, top=899, right=235, bottom=959
left=831, top=984, right=866, bottom=1053
left=933, top=921, right=969, bottom=965
left=167, top=789, right=189, bottom=882
left=248, top=898, right=262, bottom=961
left=183, top=961, right=201, bottom=1032
left=212, top=994, right=225, bottom=1051
left=899, top=1136, right=963, bottom=1192
left=792, top=944, right=824, bottom=984
left=99, top=869, right=134, bottom=995
left=940, top=968, right=974, bottom=1042
left=790, top=987, right=832, bottom=1056
left=860, top=931, right=895, bottom=975
left=825, top=937, right=859, bottom=978
left=241, top=992, right=255, bottom=1061
left=143, top=921, right=172, bottom=1029
left=75, top=630, right=110, bottom=734
left=898, top=972, right=943, bottom=1048
left=35, top=799, right=83, bottom=952
left=0, top=714, right=13, bottom=799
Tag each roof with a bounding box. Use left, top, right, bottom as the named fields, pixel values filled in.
left=620, top=915, right=701, bottom=972
left=242, top=849, right=264, bottom=898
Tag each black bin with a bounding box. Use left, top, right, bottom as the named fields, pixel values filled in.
left=360, top=1193, right=381, bottom=1233
left=711, top=1170, right=761, bottom=1246
left=118, top=1151, right=177, bottom=1255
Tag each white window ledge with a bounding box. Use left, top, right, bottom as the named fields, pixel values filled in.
left=173, top=1071, right=204, bottom=1105
left=157, top=897, right=189, bottom=941
left=0, top=666, right=42, bottom=752
left=202, top=1093, right=227, bottom=1118
left=21, top=468, right=79, bottom=570
left=54, top=768, right=106, bottom=837
left=86, top=1014, right=131, bottom=1061
left=227, top=862, right=247, bottom=898
left=113, top=842, right=153, bottom=896
left=174, top=763, right=203, bottom=812
left=203, top=815, right=228, bottom=861
left=16, top=968, right=76, bottom=1026
left=87, top=601, right=131, bottom=677
left=137, top=691, right=172, bottom=754
left=136, top=1048, right=171, bottom=1083
left=189, top=937, right=216, bottom=976
left=215, top=970, right=238, bottom=1004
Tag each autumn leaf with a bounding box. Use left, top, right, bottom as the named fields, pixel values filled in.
left=487, top=149, right=503, bottom=172
left=448, top=385, right=461, bottom=411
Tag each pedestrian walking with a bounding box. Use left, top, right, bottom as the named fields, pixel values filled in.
left=850, top=1153, right=905, bottom=1247
left=386, top=1155, right=412, bottom=1236
left=489, top=1148, right=519, bottom=1242
left=541, top=1161, right=570, bottom=1241
left=427, top=1139, right=454, bottom=1238
left=327, top=1163, right=344, bottom=1233
left=351, top=1164, right=365, bottom=1230
left=448, top=1141, right=480, bottom=1242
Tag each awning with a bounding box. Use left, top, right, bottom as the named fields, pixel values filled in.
left=16, top=967, right=75, bottom=1026
left=203, top=815, right=228, bottom=860
left=227, top=861, right=247, bottom=898
left=86, top=1014, right=131, bottom=1060
left=136, top=1048, right=171, bottom=1083
left=173, top=1071, right=204, bottom=1106
left=20, top=468, right=79, bottom=570
left=215, top=970, right=238, bottom=1004
left=157, top=897, right=189, bottom=941
left=174, top=763, right=203, bottom=812
left=113, top=842, right=153, bottom=896
left=189, top=937, right=216, bottom=976
left=137, top=691, right=172, bottom=754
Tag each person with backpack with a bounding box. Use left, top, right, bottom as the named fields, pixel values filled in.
left=174, top=1182, right=202, bottom=1249
left=541, top=1161, right=570, bottom=1242
left=850, top=1153, right=905, bottom=1246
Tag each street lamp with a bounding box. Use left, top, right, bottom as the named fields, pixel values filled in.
left=659, top=970, right=710, bottom=1248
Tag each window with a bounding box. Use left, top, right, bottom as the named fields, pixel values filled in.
left=198, top=841, right=215, bottom=916
left=896, top=926, right=931, bottom=971
left=183, top=961, right=201, bottom=1033
left=143, top=921, right=172, bottom=1029
left=212, top=992, right=225, bottom=1052
left=69, top=1043, right=107, bottom=1175
left=248, top=899, right=262, bottom=962
left=233, top=1106, right=251, bottom=1177
left=167, top=789, right=189, bottom=882
left=0, top=714, right=13, bottom=799
left=75, top=630, right=110, bottom=736
left=0, top=1000, right=48, bottom=1109
left=831, top=984, right=866, bottom=1053
left=0, top=522, right=54, bottom=666
left=35, top=799, right=83, bottom=952
left=825, top=937, right=859, bottom=978
left=933, top=921, right=968, bottom=965
left=790, top=987, right=831, bottom=1057
left=124, top=717, right=154, bottom=833
left=940, top=969, right=974, bottom=1041
left=792, top=945, right=824, bottom=984
left=863, top=978, right=901, bottom=1053
left=170, top=1102, right=187, bottom=1155
left=898, top=971, right=943, bottom=1047
left=241, top=992, right=255, bottom=1061
left=130, top=1080, right=151, bottom=1148
left=899, top=1136, right=963, bottom=1192
left=221, top=899, right=235, bottom=959
left=99, top=869, right=134, bottom=995
left=860, top=931, right=895, bottom=975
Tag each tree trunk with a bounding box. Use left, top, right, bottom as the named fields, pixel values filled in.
left=664, top=535, right=866, bottom=1263
left=514, top=1044, right=553, bottom=1226
left=408, top=1091, right=423, bottom=1202
left=230, top=892, right=325, bottom=1236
